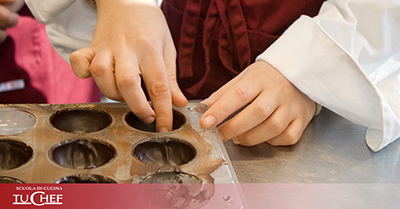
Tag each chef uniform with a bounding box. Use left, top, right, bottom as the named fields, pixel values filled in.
left=25, top=0, right=400, bottom=151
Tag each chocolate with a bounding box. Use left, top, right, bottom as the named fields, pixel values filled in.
left=133, top=137, right=196, bottom=166
left=0, top=139, right=33, bottom=170
left=125, top=109, right=186, bottom=132
left=55, top=174, right=117, bottom=183
left=51, top=138, right=116, bottom=169
left=50, top=109, right=112, bottom=134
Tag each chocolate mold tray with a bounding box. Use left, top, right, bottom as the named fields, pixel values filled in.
left=0, top=103, right=238, bottom=184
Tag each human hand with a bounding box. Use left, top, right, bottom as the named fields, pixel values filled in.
left=200, top=61, right=315, bottom=146
left=70, top=0, right=187, bottom=132
left=0, top=0, right=24, bottom=43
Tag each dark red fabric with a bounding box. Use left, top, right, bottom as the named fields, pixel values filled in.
left=162, top=0, right=325, bottom=99
left=0, top=5, right=101, bottom=104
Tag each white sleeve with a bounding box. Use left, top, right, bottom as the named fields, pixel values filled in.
left=25, top=0, right=97, bottom=63
left=257, top=0, right=400, bottom=151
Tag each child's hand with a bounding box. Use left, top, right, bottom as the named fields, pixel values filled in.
left=200, top=61, right=315, bottom=146
left=70, top=0, right=187, bottom=132
left=0, top=0, right=24, bottom=43
left=0, top=0, right=24, bottom=12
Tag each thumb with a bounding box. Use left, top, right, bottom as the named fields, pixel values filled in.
left=70, top=47, right=96, bottom=79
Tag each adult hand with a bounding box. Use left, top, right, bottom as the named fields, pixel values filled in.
left=0, top=0, right=24, bottom=43
left=70, top=0, right=187, bottom=132
left=200, top=61, right=315, bottom=146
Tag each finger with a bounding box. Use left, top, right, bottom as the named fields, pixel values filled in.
left=141, top=54, right=173, bottom=132
left=217, top=92, right=278, bottom=142
left=2, top=0, right=24, bottom=13
left=0, top=29, right=7, bottom=43
left=115, top=55, right=156, bottom=125
left=70, top=47, right=96, bottom=79
left=201, top=71, right=245, bottom=108
left=89, top=51, right=123, bottom=101
left=0, top=5, right=19, bottom=28
left=170, top=72, right=188, bottom=107
left=163, top=41, right=187, bottom=107
left=230, top=106, right=293, bottom=146
left=200, top=74, right=259, bottom=129
left=266, top=119, right=304, bottom=146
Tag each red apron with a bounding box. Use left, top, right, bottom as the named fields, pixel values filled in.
left=162, top=0, right=325, bottom=99
left=0, top=6, right=101, bottom=104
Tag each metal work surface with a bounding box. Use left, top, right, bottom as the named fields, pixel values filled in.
left=226, top=107, right=400, bottom=183
left=225, top=108, right=400, bottom=208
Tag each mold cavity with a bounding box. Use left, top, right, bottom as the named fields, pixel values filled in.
left=187, top=103, right=207, bottom=114
left=0, top=176, right=24, bottom=183
left=140, top=172, right=214, bottom=209
left=140, top=171, right=202, bottom=184
left=51, top=139, right=115, bottom=169
left=133, top=137, right=196, bottom=167
left=0, top=109, right=36, bottom=135
left=125, top=109, right=186, bottom=132
left=0, top=139, right=33, bottom=170
left=55, top=174, right=116, bottom=183
left=50, top=109, right=112, bottom=134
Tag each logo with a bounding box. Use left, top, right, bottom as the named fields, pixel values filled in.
left=13, top=186, right=63, bottom=206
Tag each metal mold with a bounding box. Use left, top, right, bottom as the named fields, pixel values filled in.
left=133, top=137, right=196, bottom=167
left=0, top=103, right=238, bottom=185
left=0, top=139, right=33, bottom=170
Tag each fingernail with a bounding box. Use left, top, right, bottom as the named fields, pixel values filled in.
left=202, top=115, right=216, bottom=128
left=143, top=116, right=155, bottom=124
left=158, top=127, right=169, bottom=133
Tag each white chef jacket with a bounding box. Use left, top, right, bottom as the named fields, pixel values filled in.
left=25, top=0, right=400, bottom=151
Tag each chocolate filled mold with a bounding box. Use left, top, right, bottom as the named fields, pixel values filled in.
left=0, top=103, right=239, bottom=187
left=0, top=176, right=24, bottom=183
left=55, top=174, right=117, bottom=183
left=0, top=139, right=33, bottom=170
left=140, top=172, right=214, bottom=209
left=50, top=109, right=112, bottom=134
left=125, top=109, right=187, bottom=132
left=140, top=171, right=203, bottom=184
left=0, top=108, right=36, bottom=135
left=133, top=137, right=196, bottom=167
left=50, top=138, right=116, bottom=169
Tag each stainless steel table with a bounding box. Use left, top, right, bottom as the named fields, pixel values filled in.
left=224, top=108, right=400, bottom=208
left=225, top=107, right=400, bottom=183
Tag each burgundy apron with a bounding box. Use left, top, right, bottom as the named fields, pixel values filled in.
left=162, top=0, right=325, bottom=99
left=0, top=6, right=101, bottom=104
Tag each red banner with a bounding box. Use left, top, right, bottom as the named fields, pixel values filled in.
left=0, top=183, right=246, bottom=209
left=1, top=183, right=400, bottom=209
